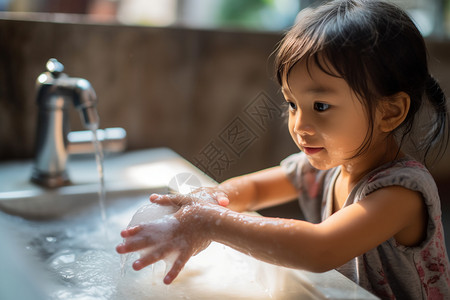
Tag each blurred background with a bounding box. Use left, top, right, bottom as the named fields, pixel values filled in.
left=0, top=0, right=449, bottom=285
left=1, top=0, right=450, bottom=35
left=0, top=0, right=449, bottom=186
left=0, top=3, right=449, bottom=299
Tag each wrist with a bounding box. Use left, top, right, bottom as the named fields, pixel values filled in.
left=218, top=177, right=254, bottom=212
left=193, top=202, right=229, bottom=241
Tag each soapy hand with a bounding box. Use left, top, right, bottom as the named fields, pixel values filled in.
left=153, top=187, right=230, bottom=207
left=116, top=191, right=227, bottom=284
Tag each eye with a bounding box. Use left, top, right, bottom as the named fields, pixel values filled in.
left=287, top=101, right=297, bottom=111
left=314, top=102, right=330, bottom=112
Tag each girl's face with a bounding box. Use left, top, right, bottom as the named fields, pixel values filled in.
left=282, top=59, right=382, bottom=171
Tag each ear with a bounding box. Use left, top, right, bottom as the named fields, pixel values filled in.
left=377, top=92, right=410, bottom=133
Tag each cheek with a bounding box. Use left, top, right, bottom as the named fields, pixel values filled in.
left=348, top=113, right=370, bottom=140
left=287, top=117, right=301, bottom=146
left=327, top=116, right=369, bottom=152
left=287, top=116, right=295, bottom=136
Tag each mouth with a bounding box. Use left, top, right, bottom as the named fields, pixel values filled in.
left=302, top=147, right=324, bottom=156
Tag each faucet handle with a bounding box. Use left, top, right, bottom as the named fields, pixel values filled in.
left=46, top=58, right=64, bottom=78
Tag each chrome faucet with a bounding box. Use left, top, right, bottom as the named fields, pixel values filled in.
left=31, top=59, right=99, bottom=188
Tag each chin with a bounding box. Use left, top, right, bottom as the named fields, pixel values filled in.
left=305, top=156, right=337, bottom=171
left=309, top=162, right=333, bottom=171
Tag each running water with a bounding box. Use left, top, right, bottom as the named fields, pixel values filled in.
left=0, top=126, right=307, bottom=299
left=0, top=164, right=307, bottom=299
left=2, top=193, right=293, bottom=300
left=90, top=125, right=108, bottom=239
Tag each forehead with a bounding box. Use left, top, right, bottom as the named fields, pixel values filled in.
left=283, top=58, right=348, bottom=97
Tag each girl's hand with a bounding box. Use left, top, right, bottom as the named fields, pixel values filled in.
left=117, top=192, right=226, bottom=284
left=150, top=187, right=230, bottom=207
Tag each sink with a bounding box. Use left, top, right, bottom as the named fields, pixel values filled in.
left=0, top=148, right=215, bottom=219
left=0, top=148, right=378, bottom=299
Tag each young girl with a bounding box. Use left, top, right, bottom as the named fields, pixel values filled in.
left=116, top=0, right=450, bottom=298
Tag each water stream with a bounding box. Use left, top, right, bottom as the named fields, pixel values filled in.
left=91, top=127, right=108, bottom=240
left=0, top=128, right=311, bottom=299
left=1, top=195, right=291, bottom=299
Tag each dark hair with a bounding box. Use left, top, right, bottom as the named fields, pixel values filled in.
left=275, top=0, right=449, bottom=164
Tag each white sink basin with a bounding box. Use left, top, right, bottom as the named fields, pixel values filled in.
left=0, top=148, right=378, bottom=299
left=0, top=148, right=214, bottom=219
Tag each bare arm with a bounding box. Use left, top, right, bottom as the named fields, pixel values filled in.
left=218, top=166, right=298, bottom=212
left=207, top=186, right=425, bottom=273
left=119, top=184, right=424, bottom=283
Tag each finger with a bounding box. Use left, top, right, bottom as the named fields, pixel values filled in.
left=149, top=193, right=179, bottom=206
left=163, top=253, right=190, bottom=285
left=120, top=225, right=142, bottom=238
left=116, top=237, right=153, bottom=254
left=216, top=193, right=230, bottom=207
left=132, top=245, right=170, bottom=271
left=133, top=252, right=162, bottom=271
left=149, top=193, right=161, bottom=202
left=116, top=243, right=128, bottom=254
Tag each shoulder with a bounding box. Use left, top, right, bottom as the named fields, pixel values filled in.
left=355, top=158, right=443, bottom=247
left=359, top=158, right=438, bottom=206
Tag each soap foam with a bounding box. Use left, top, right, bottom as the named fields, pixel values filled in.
left=0, top=196, right=301, bottom=299
left=121, top=203, right=180, bottom=280
left=127, top=202, right=178, bottom=225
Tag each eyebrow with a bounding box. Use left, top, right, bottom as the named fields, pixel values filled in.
left=282, top=85, right=335, bottom=97
left=306, top=86, right=334, bottom=95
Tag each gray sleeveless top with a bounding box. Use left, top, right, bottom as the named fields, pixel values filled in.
left=281, top=152, right=450, bottom=299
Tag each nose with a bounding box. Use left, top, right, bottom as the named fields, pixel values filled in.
left=292, top=110, right=315, bottom=136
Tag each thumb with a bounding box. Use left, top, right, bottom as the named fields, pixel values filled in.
left=216, top=192, right=230, bottom=207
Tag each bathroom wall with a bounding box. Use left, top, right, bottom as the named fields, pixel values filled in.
left=0, top=14, right=298, bottom=183
left=0, top=15, right=449, bottom=187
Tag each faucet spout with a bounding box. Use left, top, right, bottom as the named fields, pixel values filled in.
left=31, top=59, right=100, bottom=188
left=73, top=78, right=99, bottom=129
